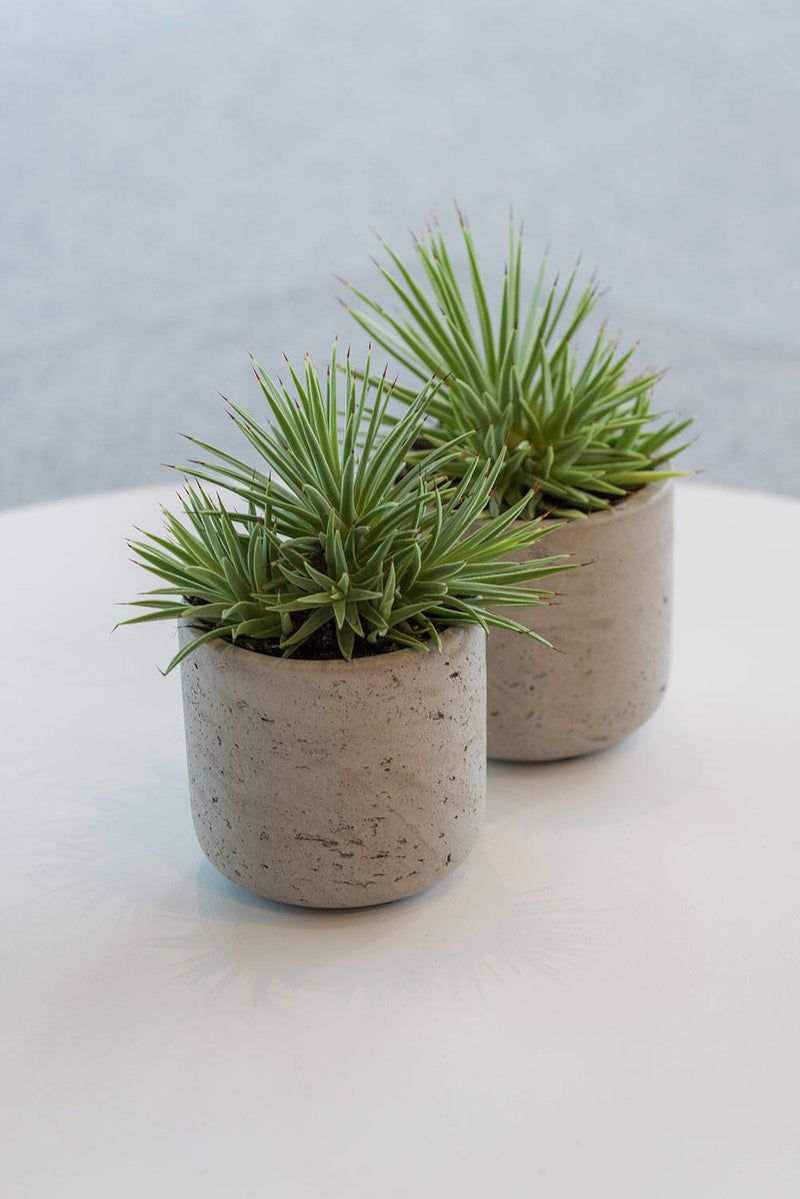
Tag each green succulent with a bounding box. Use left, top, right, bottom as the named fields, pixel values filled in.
left=123, top=344, right=575, bottom=671
left=345, top=211, right=694, bottom=517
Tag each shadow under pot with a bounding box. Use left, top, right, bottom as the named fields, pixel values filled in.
left=486, top=478, right=674, bottom=762
left=178, top=622, right=486, bottom=908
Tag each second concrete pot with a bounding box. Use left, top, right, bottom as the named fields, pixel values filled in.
left=486, top=479, right=674, bottom=761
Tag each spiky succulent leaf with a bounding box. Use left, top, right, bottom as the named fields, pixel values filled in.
left=345, top=212, right=693, bottom=517
left=123, top=344, right=576, bottom=669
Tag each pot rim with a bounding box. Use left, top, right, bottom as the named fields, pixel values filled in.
left=177, top=619, right=477, bottom=673
left=488, top=474, right=674, bottom=531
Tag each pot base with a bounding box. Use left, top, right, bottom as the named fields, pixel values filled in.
left=196, top=823, right=475, bottom=909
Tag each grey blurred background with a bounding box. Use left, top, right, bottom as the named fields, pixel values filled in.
left=1, top=0, right=798, bottom=510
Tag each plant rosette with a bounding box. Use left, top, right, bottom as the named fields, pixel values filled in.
left=346, top=209, right=694, bottom=760
left=123, top=345, right=573, bottom=906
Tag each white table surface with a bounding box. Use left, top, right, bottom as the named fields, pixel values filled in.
left=2, top=481, right=799, bottom=1198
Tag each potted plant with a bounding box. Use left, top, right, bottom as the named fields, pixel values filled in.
left=344, top=210, right=694, bottom=761
left=122, top=344, right=572, bottom=907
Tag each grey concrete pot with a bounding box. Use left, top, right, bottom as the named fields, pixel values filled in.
left=487, top=479, right=673, bottom=761
left=178, top=623, right=486, bottom=908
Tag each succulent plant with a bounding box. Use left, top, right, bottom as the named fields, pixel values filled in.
left=344, top=211, right=694, bottom=518
left=123, top=344, right=574, bottom=670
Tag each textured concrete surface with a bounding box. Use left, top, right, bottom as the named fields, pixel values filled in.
left=179, top=623, right=487, bottom=907
left=487, top=480, right=674, bottom=761
left=2, top=1, right=798, bottom=508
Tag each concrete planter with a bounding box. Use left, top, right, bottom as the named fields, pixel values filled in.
left=487, top=479, right=674, bottom=761
left=178, top=623, right=486, bottom=908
